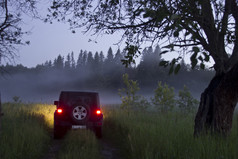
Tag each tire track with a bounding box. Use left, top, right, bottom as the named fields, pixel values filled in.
left=42, top=136, right=122, bottom=159
left=100, top=139, right=123, bottom=159
left=42, top=139, right=62, bottom=159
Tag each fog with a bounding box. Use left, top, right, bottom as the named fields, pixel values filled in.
left=0, top=68, right=211, bottom=105
left=0, top=48, right=215, bottom=105
left=0, top=71, right=122, bottom=105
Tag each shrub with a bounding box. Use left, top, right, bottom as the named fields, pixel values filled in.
left=151, top=81, right=175, bottom=113
left=12, top=96, right=22, bottom=103
left=177, top=85, right=199, bottom=113
left=118, top=74, right=149, bottom=111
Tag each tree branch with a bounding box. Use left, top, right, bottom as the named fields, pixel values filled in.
left=107, top=19, right=156, bottom=30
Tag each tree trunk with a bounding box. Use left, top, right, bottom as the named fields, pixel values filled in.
left=0, top=93, right=2, bottom=135
left=194, top=63, right=238, bottom=136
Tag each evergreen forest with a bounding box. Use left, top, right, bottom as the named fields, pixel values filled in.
left=0, top=46, right=214, bottom=103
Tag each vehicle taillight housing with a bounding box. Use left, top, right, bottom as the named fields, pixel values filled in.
left=96, top=109, right=102, bottom=115
left=57, top=108, right=63, bottom=114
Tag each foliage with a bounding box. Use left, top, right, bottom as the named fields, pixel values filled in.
left=118, top=74, right=149, bottom=111
left=0, top=0, right=37, bottom=63
left=47, top=0, right=238, bottom=74
left=0, top=46, right=215, bottom=103
left=0, top=103, right=54, bottom=159
left=12, top=96, right=22, bottom=103
left=57, top=130, right=101, bottom=159
left=151, top=81, right=175, bottom=113
left=177, top=85, right=199, bottom=113
left=102, top=106, right=238, bottom=159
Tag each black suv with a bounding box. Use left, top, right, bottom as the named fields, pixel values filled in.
left=53, top=91, right=103, bottom=138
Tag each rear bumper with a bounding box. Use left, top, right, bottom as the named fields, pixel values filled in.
left=54, top=119, right=103, bottom=129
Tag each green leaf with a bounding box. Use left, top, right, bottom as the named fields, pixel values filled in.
left=169, top=65, right=174, bottom=75
left=200, top=63, right=205, bottom=70
left=203, top=52, right=210, bottom=62
left=159, top=60, right=169, bottom=67
left=191, top=58, right=198, bottom=69
left=171, top=58, right=176, bottom=65
left=190, top=52, right=197, bottom=61
left=174, top=64, right=181, bottom=74
left=173, top=31, right=179, bottom=37
left=171, top=14, right=179, bottom=20
left=192, top=47, right=200, bottom=53
left=198, top=55, right=203, bottom=62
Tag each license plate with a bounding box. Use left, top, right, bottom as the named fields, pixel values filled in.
left=72, top=125, right=86, bottom=129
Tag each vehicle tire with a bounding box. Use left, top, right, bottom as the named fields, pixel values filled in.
left=94, top=127, right=102, bottom=138
left=71, top=105, right=90, bottom=124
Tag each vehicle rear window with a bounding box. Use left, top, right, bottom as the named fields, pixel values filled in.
left=59, top=91, right=99, bottom=107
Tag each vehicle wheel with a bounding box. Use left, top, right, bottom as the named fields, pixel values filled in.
left=71, top=105, right=90, bottom=124
left=94, top=127, right=102, bottom=138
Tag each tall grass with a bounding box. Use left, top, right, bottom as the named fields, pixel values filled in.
left=57, top=129, right=101, bottom=159
left=0, top=103, right=55, bottom=159
left=102, top=106, right=238, bottom=159
left=1, top=103, right=237, bottom=159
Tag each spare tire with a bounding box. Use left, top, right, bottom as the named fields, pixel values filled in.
left=71, top=105, right=90, bottom=124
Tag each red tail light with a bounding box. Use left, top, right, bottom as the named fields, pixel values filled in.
left=57, top=108, right=63, bottom=114
left=96, top=109, right=102, bottom=115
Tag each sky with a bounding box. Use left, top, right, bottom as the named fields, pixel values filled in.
left=3, top=0, right=125, bottom=68
left=17, top=16, right=124, bottom=68
left=15, top=1, right=177, bottom=68
left=11, top=1, right=216, bottom=68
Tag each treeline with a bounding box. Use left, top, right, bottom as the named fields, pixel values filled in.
left=0, top=46, right=214, bottom=97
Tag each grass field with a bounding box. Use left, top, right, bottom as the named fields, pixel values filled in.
left=0, top=103, right=237, bottom=159
left=102, top=106, right=238, bottom=159
left=0, top=103, right=55, bottom=159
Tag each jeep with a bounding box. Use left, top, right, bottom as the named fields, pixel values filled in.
left=53, top=91, right=103, bottom=138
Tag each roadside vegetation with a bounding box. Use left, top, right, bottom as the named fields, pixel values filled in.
left=0, top=77, right=237, bottom=159
left=1, top=102, right=237, bottom=159
left=102, top=74, right=238, bottom=159
left=57, top=130, right=101, bottom=159
left=0, top=103, right=55, bottom=159
left=102, top=107, right=238, bottom=159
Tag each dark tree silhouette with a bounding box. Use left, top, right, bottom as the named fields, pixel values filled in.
left=93, top=52, right=100, bottom=69
left=71, top=52, right=76, bottom=69
left=0, top=0, right=37, bottom=63
left=48, top=0, right=238, bottom=136
left=86, top=51, right=94, bottom=70
left=76, top=50, right=84, bottom=69
left=54, top=55, right=64, bottom=70
left=114, top=49, right=123, bottom=65
left=99, top=51, right=105, bottom=64
left=105, top=47, right=114, bottom=65
left=64, top=53, right=71, bottom=70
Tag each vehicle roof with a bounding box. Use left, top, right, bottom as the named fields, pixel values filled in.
left=58, top=91, right=100, bottom=107
left=60, top=91, right=99, bottom=94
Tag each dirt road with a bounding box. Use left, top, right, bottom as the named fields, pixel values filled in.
left=42, top=139, right=62, bottom=159
left=100, top=140, right=122, bottom=159
left=42, top=137, right=122, bottom=159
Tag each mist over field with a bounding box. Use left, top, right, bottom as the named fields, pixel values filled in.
left=0, top=71, right=121, bottom=104
left=0, top=47, right=214, bottom=104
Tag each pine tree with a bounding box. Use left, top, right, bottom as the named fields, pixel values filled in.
left=76, top=50, right=84, bottom=69
left=99, top=51, right=104, bottom=64
left=71, top=52, right=76, bottom=69
left=94, top=52, right=100, bottom=68
left=82, top=51, right=87, bottom=67
left=114, top=49, right=123, bottom=65
left=87, top=51, right=94, bottom=69
left=64, top=53, right=71, bottom=70
left=105, top=47, right=114, bottom=65
left=54, top=55, right=64, bottom=69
